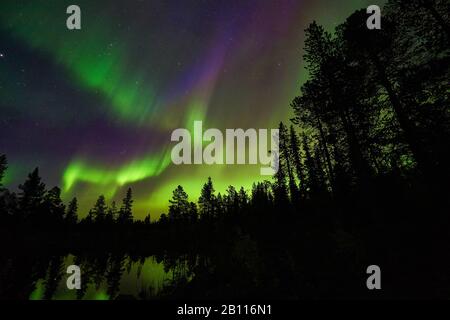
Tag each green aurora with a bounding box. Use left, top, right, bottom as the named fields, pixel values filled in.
left=0, top=0, right=383, bottom=218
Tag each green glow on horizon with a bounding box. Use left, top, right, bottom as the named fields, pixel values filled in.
left=146, top=165, right=267, bottom=216
left=63, top=148, right=172, bottom=193
left=94, top=292, right=110, bottom=300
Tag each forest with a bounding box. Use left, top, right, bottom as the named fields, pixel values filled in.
left=0, top=0, right=449, bottom=299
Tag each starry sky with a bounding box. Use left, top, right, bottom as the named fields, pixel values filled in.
left=0, top=0, right=381, bottom=219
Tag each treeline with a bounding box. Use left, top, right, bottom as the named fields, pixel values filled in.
left=0, top=152, right=282, bottom=232
left=0, top=161, right=146, bottom=230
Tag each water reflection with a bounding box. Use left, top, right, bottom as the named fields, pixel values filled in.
left=0, top=253, right=196, bottom=300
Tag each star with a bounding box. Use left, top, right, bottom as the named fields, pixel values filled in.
left=0, top=53, right=5, bottom=58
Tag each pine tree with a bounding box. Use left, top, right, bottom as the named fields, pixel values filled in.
left=168, top=185, right=190, bottom=222
left=18, top=168, right=46, bottom=220
left=159, top=213, right=168, bottom=225
left=188, top=202, right=198, bottom=223
left=0, top=154, right=7, bottom=187
left=279, top=122, right=299, bottom=201
left=302, top=135, right=319, bottom=195
left=44, top=186, right=65, bottom=225
left=314, top=145, right=327, bottom=192
left=295, top=20, right=372, bottom=187
left=105, top=201, right=117, bottom=224
left=385, top=0, right=450, bottom=175
left=92, top=195, right=107, bottom=224
left=118, top=188, right=134, bottom=224
left=66, top=197, right=78, bottom=225
left=342, top=9, right=428, bottom=173
left=273, top=128, right=289, bottom=206
left=392, top=0, right=450, bottom=38
left=84, top=209, right=94, bottom=225
left=238, top=187, right=249, bottom=210
left=289, top=126, right=307, bottom=197
left=216, top=193, right=224, bottom=219
left=198, top=177, right=216, bottom=221
left=225, top=185, right=239, bottom=216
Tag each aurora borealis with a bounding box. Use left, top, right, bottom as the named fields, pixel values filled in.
left=0, top=0, right=382, bottom=218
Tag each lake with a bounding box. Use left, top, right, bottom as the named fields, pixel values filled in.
left=0, top=253, right=196, bottom=300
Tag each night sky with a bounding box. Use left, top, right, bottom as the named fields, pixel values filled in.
left=0, top=0, right=381, bottom=218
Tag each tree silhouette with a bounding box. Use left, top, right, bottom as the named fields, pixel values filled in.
left=392, top=0, right=450, bottom=38
left=278, top=122, right=299, bottom=203
left=43, top=187, right=65, bottom=227
left=18, top=168, right=46, bottom=222
left=224, top=186, right=239, bottom=217
left=0, top=154, right=7, bottom=187
left=105, top=254, right=126, bottom=299
left=341, top=9, right=435, bottom=176
left=91, top=195, right=107, bottom=224
left=118, top=188, right=134, bottom=224
left=198, top=177, right=216, bottom=221
left=105, top=201, right=118, bottom=225
left=84, top=209, right=94, bottom=224
left=144, top=213, right=151, bottom=225
left=188, top=202, right=198, bottom=223
left=238, top=187, right=249, bottom=210
left=289, top=126, right=307, bottom=198
left=159, top=213, right=168, bottom=225
left=273, top=125, right=289, bottom=207
left=168, top=185, right=190, bottom=222
left=65, top=197, right=78, bottom=225
left=43, top=256, right=64, bottom=300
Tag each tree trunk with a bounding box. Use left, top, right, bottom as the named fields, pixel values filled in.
left=370, top=52, right=430, bottom=174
